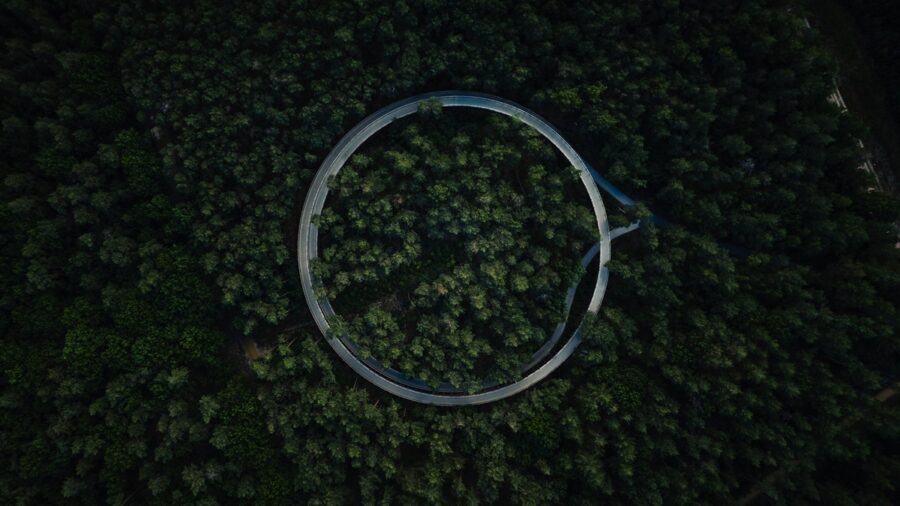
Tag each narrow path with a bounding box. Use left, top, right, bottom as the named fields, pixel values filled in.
left=733, top=18, right=900, bottom=503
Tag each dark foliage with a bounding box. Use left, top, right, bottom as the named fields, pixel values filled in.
left=1, top=1, right=898, bottom=505
left=839, top=0, right=900, bottom=130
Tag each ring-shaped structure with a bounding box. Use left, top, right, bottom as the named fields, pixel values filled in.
left=298, top=91, right=611, bottom=405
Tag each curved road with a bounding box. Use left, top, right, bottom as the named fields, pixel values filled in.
left=298, top=91, right=611, bottom=406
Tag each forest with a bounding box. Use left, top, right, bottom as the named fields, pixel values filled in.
left=1, top=0, right=898, bottom=505
left=314, top=104, right=597, bottom=389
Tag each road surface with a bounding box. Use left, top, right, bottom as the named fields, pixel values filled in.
left=298, top=91, right=611, bottom=406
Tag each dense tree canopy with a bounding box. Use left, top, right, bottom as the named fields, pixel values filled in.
left=314, top=105, right=596, bottom=387
left=1, top=1, right=898, bottom=505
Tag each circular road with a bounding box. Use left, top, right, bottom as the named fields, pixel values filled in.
left=298, top=91, right=611, bottom=406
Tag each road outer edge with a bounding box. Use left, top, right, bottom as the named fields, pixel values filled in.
left=298, top=91, right=611, bottom=406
